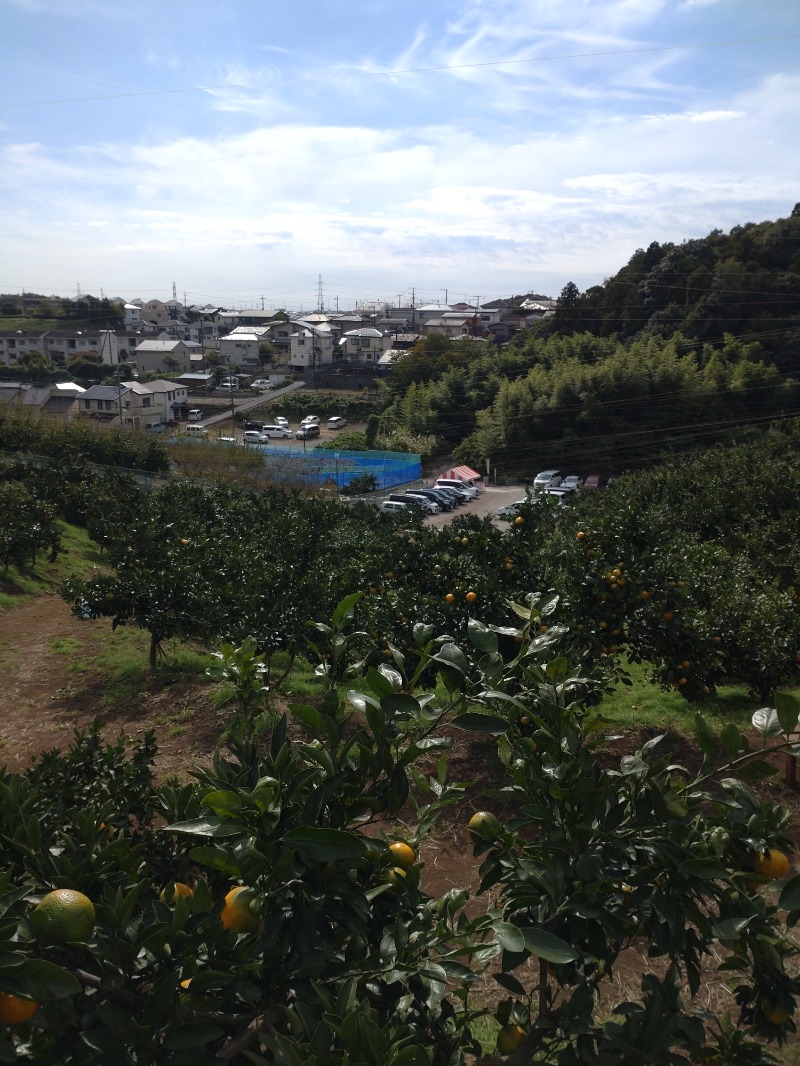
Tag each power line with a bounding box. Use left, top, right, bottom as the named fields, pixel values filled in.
left=1, top=34, right=797, bottom=109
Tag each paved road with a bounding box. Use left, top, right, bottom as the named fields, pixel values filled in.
left=199, top=381, right=306, bottom=428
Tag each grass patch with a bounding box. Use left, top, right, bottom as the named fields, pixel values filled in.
left=279, top=655, right=320, bottom=699
left=598, top=660, right=799, bottom=736
left=58, top=623, right=218, bottom=711
left=50, top=636, right=84, bottom=655
left=0, top=521, right=105, bottom=609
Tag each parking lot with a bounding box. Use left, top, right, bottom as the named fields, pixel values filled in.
left=418, top=483, right=527, bottom=527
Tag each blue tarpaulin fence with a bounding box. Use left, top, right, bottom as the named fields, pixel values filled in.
left=257, top=446, right=421, bottom=490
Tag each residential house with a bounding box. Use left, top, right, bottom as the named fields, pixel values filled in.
left=0, top=381, right=85, bottom=420
left=219, top=327, right=270, bottom=372
left=77, top=384, right=131, bottom=424
left=127, top=298, right=185, bottom=331
left=337, top=327, right=392, bottom=365
left=122, top=378, right=188, bottom=423
left=289, top=322, right=335, bottom=372
left=134, top=339, right=194, bottom=376
left=0, top=330, right=48, bottom=366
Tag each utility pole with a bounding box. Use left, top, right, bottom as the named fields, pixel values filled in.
left=317, top=274, right=324, bottom=312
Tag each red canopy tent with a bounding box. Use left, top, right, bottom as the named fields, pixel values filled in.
left=440, top=465, right=481, bottom=480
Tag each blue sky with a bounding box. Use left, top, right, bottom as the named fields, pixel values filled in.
left=1, top=0, right=798, bottom=310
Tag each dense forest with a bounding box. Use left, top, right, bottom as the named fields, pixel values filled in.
left=381, top=206, right=800, bottom=475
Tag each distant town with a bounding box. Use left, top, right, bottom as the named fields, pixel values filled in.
left=0, top=292, right=555, bottom=429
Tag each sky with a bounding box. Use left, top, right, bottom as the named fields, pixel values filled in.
left=0, top=0, right=798, bottom=311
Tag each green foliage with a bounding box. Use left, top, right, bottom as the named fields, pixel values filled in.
left=259, top=390, right=386, bottom=423
left=340, top=471, right=379, bottom=495
left=0, top=410, right=169, bottom=473
left=2, top=601, right=800, bottom=1062
left=0, top=482, right=62, bottom=574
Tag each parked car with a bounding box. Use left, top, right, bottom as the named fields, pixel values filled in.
left=295, top=424, right=320, bottom=440
left=380, top=500, right=410, bottom=514
left=543, top=487, right=576, bottom=506
left=217, top=381, right=240, bottom=392
left=432, top=486, right=467, bottom=507
left=273, top=417, right=289, bottom=428
left=435, top=478, right=478, bottom=499
left=582, top=474, right=609, bottom=491
left=410, top=488, right=455, bottom=512
left=495, top=499, right=528, bottom=519
left=390, top=494, right=432, bottom=515
left=402, top=492, right=440, bottom=514
left=188, top=409, right=202, bottom=422
left=217, top=436, right=239, bottom=446
left=250, top=379, right=274, bottom=392
left=243, top=421, right=264, bottom=432
left=260, top=424, right=293, bottom=439
left=327, top=416, right=347, bottom=430
left=300, top=415, right=320, bottom=427
left=561, top=475, right=584, bottom=491
left=243, top=430, right=269, bottom=444
left=533, top=469, right=562, bottom=492
left=184, top=424, right=208, bottom=437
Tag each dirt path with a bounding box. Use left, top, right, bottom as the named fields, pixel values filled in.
left=0, top=594, right=221, bottom=777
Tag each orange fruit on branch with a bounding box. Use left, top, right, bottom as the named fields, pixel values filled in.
left=388, top=842, right=416, bottom=870
left=753, top=849, right=790, bottom=880
left=220, top=886, right=259, bottom=933
left=33, top=888, right=95, bottom=945
left=496, top=1023, right=526, bottom=1055
left=160, top=882, right=193, bottom=905
left=0, top=993, right=39, bottom=1025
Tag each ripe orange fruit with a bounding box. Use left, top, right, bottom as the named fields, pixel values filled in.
left=762, top=1000, right=791, bottom=1026
left=220, top=886, right=259, bottom=933
left=389, top=841, right=416, bottom=870
left=465, top=591, right=477, bottom=602
left=754, top=849, right=790, bottom=880
left=33, top=888, right=95, bottom=945
left=0, top=993, right=39, bottom=1025
left=445, top=593, right=455, bottom=604
left=663, top=611, right=674, bottom=622
left=505, top=562, right=514, bottom=570
left=496, top=1023, right=526, bottom=1054
left=640, top=590, right=650, bottom=600
left=468, top=811, right=500, bottom=837
left=514, top=516, right=524, bottom=525
left=160, top=882, right=193, bottom=905
left=576, top=531, right=585, bottom=540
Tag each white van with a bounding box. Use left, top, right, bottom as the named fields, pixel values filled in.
left=436, top=477, right=479, bottom=498
left=261, top=424, right=293, bottom=439
left=185, top=424, right=208, bottom=437
left=188, top=409, right=202, bottom=422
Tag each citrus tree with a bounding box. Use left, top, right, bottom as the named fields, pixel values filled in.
left=3, top=597, right=800, bottom=1063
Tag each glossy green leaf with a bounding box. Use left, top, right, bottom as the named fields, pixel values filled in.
left=452, top=712, right=510, bottom=735
left=521, top=927, right=577, bottom=964
left=284, top=827, right=366, bottom=861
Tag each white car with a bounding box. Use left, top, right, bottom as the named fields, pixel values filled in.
left=243, top=430, right=269, bottom=444
left=273, top=417, right=289, bottom=428
left=380, top=500, right=410, bottom=514
left=300, top=415, right=320, bottom=427
left=327, top=416, right=347, bottom=430
left=533, top=469, right=562, bottom=492
left=561, top=475, right=584, bottom=491
left=250, top=379, right=274, bottom=392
